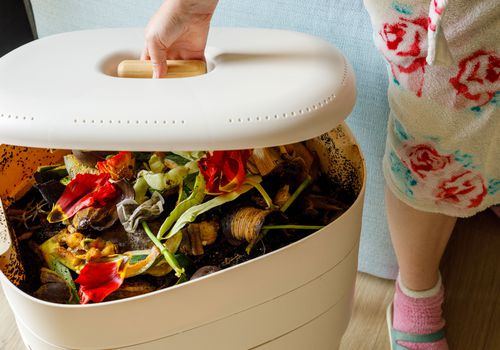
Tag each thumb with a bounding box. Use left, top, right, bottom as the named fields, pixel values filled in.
left=147, top=39, right=168, bottom=79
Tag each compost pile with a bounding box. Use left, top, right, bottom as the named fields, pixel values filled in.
left=7, top=145, right=353, bottom=304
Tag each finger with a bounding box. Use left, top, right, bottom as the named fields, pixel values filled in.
left=140, top=44, right=150, bottom=61
left=147, top=39, right=168, bottom=79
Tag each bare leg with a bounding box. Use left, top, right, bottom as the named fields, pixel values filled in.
left=385, top=187, right=457, bottom=291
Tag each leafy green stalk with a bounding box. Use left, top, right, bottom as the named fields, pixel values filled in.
left=166, top=176, right=262, bottom=239
left=280, top=176, right=312, bottom=212
left=142, top=221, right=185, bottom=278
left=176, top=179, right=187, bottom=204
left=253, top=182, right=277, bottom=209
left=245, top=228, right=269, bottom=255
left=246, top=176, right=313, bottom=254
left=157, top=173, right=206, bottom=239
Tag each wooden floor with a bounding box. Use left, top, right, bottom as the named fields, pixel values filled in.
left=1, top=211, right=498, bottom=349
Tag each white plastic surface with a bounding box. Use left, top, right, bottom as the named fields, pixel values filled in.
left=0, top=184, right=364, bottom=349
left=0, top=28, right=356, bottom=151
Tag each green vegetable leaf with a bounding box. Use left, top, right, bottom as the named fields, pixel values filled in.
left=35, top=164, right=68, bottom=183
left=142, top=221, right=185, bottom=278
left=167, top=151, right=205, bottom=163
left=167, top=175, right=262, bottom=239
left=133, top=177, right=149, bottom=204
left=149, top=154, right=166, bottom=173
left=165, top=152, right=190, bottom=166
left=47, top=256, right=80, bottom=304
left=136, top=160, right=198, bottom=192
left=158, top=173, right=206, bottom=239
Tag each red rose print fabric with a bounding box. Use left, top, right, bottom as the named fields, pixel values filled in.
left=402, top=143, right=452, bottom=179
left=385, top=130, right=496, bottom=216
left=449, top=50, right=500, bottom=108
left=435, top=170, right=488, bottom=209
left=365, top=0, right=499, bottom=217
left=398, top=141, right=489, bottom=211
left=379, top=17, right=428, bottom=96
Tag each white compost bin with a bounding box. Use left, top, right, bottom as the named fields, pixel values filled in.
left=0, top=28, right=365, bottom=350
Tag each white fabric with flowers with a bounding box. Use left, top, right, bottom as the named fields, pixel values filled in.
left=364, top=0, right=499, bottom=217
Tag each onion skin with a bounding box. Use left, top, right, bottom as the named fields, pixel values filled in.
left=222, top=207, right=271, bottom=245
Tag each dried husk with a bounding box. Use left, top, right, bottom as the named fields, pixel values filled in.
left=222, top=207, right=272, bottom=245
left=180, top=221, right=219, bottom=256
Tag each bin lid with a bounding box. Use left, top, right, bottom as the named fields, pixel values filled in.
left=0, top=27, right=356, bottom=151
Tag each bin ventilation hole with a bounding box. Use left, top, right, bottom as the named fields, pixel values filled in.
left=72, top=118, right=186, bottom=125
left=247, top=117, right=252, bottom=122
left=274, top=114, right=279, bottom=119
left=256, top=116, right=261, bottom=121
left=282, top=113, right=287, bottom=118
left=265, top=116, right=270, bottom=120
left=238, top=118, right=242, bottom=122
left=291, top=112, right=296, bottom=117
left=228, top=118, right=233, bottom=123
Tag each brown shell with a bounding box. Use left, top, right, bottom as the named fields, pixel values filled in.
left=222, top=207, right=271, bottom=245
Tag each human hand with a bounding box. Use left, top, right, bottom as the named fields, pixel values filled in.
left=142, top=0, right=219, bottom=78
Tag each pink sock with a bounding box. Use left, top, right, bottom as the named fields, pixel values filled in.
left=392, top=276, right=448, bottom=350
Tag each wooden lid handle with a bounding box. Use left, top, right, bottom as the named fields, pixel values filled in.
left=117, top=60, right=207, bottom=78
